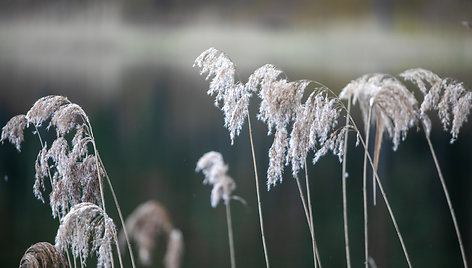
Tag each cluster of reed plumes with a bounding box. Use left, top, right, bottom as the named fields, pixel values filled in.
left=1, top=96, right=183, bottom=268
left=195, top=47, right=472, bottom=268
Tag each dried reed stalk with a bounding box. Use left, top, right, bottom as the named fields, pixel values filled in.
left=401, top=68, right=471, bottom=268
left=195, top=48, right=269, bottom=268
left=196, top=151, right=237, bottom=268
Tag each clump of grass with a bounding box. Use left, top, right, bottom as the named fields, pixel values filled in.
left=196, top=151, right=239, bottom=268
left=121, top=200, right=184, bottom=268
left=195, top=48, right=432, bottom=268
left=19, top=242, right=67, bottom=268
left=1, top=95, right=136, bottom=268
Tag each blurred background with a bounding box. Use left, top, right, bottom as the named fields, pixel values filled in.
left=0, top=0, right=471, bottom=267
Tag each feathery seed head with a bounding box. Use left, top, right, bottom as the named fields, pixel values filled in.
left=340, top=74, right=418, bottom=150
left=50, top=103, right=88, bottom=136
left=1, top=114, right=27, bottom=151
left=250, top=64, right=308, bottom=188
left=19, top=242, right=67, bottom=268
left=400, top=68, right=472, bottom=141
left=288, top=89, right=344, bottom=176
left=196, top=151, right=236, bottom=207
left=164, top=229, right=184, bottom=268
left=26, top=95, right=70, bottom=127
left=122, top=200, right=173, bottom=266
left=195, top=48, right=253, bottom=144
left=55, top=202, right=117, bottom=268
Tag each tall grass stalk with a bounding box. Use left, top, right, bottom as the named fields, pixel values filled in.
left=332, top=88, right=412, bottom=267
left=247, top=115, right=270, bottom=268
left=226, top=200, right=236, bottom=268
left=351, top=119, right=412, bottom=268
left=424, top=125, right=468, bottom=268
left=304, top=159, right=319, bottom=268
left=362, top=105, right=372, bottom=268
left=341, top=98, right=351, bottom=268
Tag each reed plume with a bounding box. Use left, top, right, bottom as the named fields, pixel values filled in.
left=1, top=95, right=136, bottom=267
left=19, top=242, right=67, bottom=268
left=0, top=114, right=27, bottom=152
left=55, top=202, right=120, bottom=268
left=196, top=151, right=237, bottom=268
left=400, top=68, right=471, bottom=268
left=194, top=47, right=254, bottom=144
left=400, top=68, right=472, bottom=142
left=121, top=200, right=174, bottom=266
left=287, top=88, right=345, bottom=176
left=248, top=64, right=309, bottom=189
left=164, top=229, right=184, bottom=268
left=196, top=151, right=236, bottom=207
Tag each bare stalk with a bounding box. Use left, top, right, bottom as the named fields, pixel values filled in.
left=324, top=88, right=411, bottom=267
left=97, top=153, right=137, bottom=268
left=341, top=98, right=352, bottom=268
left=304, top=160, right=317, bottom=268
left=424, top=126, right=468, bottom=268
left=294, top=173, right=322, bottom=268
left=247, top=114, right=270, bottom=268
left=356, top=129, right=412, bottom=268
left=114, top=234, right=124, bottom=268
left=226, top=200, right=236, bottom=268
left=363, top=106, right=372, bottom=268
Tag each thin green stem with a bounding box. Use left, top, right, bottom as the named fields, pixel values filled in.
left=363, top=106, right=372, bottom=268
left=342, top=98, right=352, bottom=268
left=424, top=128, right=468, bottom=268
left=247, top=114, right=270, bottom=268
left=226, top=200, right=236, bottom=268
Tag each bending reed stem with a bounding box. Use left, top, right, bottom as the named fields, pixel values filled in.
left=97, top=154, right=137, bottom=268
left=304, top=160, right=318, bottom=268
left=226, top=200, right=236, bottom=268
left=357, top=130, right=412, bottom=268
left=342, top=98, right=352, bottom=268
left=424, top=127, right=468, bottom=268
left=295, top=172, right=322, bottom=268
left=247, top=114, right=270, bottom=268
left=363, top=106, right=372, bottom=268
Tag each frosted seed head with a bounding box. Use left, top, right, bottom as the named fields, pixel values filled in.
left=26, top=95, right=69, bottom=127
left=19, top=242, right=67, bottom=268
left=1, top=114, right=27, bottom=151
left=50, top=103, right=88, bottom=136
left=195, top=48, right=253, bottom=143
left=55, top=203, right=117, bottom=268
left=196, top=151, right=236, bottom=207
